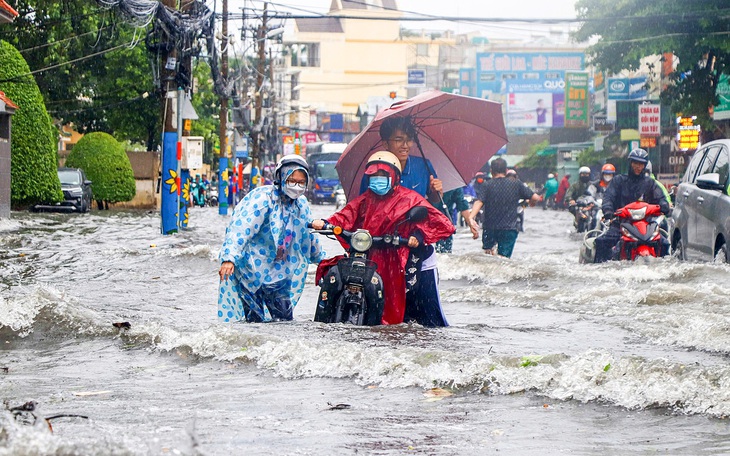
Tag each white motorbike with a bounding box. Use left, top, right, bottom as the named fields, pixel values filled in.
left=334, top=187, right=347, bottom=210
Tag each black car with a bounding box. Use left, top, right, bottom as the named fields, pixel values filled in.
left=33, top=168, right=93, bottom=213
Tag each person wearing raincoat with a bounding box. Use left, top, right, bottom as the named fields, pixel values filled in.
left=311, top=151, right=454, bottom=326
left=218, top=155, right=326, bottom=323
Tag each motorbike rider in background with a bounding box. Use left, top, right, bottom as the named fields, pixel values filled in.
left=541, top=173, right=558, bottom=210
left=588, top=164, right=615, bottom=199
left=593, top=149, right=671, bottom=263
left=566, top=166, right=592, bottom=225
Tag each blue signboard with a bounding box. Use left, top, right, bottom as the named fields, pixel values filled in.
left=475, top=52, right=585, bottom=101
left=408, top=69, right=426, bottom=86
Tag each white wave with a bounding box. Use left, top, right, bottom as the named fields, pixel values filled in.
left=153, top=243, right=216, bottom=260
left=128, top=321, right=730, bottom=417
left=0, top=285, right=109, bottom=337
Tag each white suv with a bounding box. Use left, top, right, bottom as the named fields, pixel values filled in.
left=671, top=139, right=730, bottom=262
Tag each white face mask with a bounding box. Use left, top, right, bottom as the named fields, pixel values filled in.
left=603, top=174, right=613, bottom=182
left=283, top=182, right=306, bottom=199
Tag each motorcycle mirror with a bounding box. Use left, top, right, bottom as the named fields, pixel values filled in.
left=405, top=206, right=428, bottom=223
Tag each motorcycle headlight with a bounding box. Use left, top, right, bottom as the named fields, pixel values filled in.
left=350, top=230, right=373, bottom=252
left=628, top=207, right=647, bottom=220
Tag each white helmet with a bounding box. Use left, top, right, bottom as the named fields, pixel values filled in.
left=547, top=173, right=555, bottom=179
left=366, top=150, right=402, bottom=174
left=274, top=154, right=309, bottom=184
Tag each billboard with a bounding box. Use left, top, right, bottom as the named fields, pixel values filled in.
left=565, top=72, right=590, bottom=128
left=606, top=76, right=648, bottom=121
left=476, top=52, right=584, bottom=101
left=714, top=74, right=730, bottom=121
left=505, top=79, right=565, bottom=128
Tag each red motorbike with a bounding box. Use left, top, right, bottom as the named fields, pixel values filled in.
left=613, top=201, right=667, bottom=260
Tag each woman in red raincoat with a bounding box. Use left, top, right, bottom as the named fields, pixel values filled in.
left=311, top=151, right=454, bottom=325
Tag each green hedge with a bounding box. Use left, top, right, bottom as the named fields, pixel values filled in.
left=66, top=132, right=135, bottom=203
left=0, top=40, right=62, bottom=207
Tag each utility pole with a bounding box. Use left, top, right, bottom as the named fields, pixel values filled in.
left=160, top=0, right=181, bottom=234
left=251, top=2, right=268, bottom=171
left=218, top=0, right=229, bottom=216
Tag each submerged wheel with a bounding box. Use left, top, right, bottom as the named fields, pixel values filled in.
left=671, top=235, right=686, bottom=261
left=714, top=242, right=728, bottom=264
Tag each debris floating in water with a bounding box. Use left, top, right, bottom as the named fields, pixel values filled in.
left=112, top=322, right=131, bottom=329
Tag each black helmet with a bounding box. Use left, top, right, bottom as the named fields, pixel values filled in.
left=628, top=148, right=649, bottom=164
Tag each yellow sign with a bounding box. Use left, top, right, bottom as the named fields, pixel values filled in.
left=184, top=119, right=192, bottom=131
left=677, top=116, right=701, bottom=150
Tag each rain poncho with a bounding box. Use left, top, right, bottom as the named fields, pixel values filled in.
left=218, top=183, right=325, bottom=322
left=324, top=163, right=454, bottom=325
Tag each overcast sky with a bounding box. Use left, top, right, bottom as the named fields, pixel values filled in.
left=231, top=0, right=581, bottom=39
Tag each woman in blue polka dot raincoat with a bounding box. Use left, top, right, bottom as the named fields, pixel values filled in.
left=218, top=155, right=326, bottom=322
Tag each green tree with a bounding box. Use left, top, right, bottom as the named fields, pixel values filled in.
left=2, top=0, right=161, bottom=150
left=516, top=140, right=556, bottom=170
left=0, top=40, right=62, bottom=208
left=574, top=0, right=730, bottom=130
left=65, top=132, right=135, bottom=207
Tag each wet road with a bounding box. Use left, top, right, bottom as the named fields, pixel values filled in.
left=1, top=204, right=730, bottom=455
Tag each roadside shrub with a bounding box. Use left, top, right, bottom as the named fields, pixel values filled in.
left=0, top=40, right=62, bottom=207
left=66, top=132, right=135, bottom=204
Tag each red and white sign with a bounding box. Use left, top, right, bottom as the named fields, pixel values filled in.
left=638, top=104, right=661, bottom=136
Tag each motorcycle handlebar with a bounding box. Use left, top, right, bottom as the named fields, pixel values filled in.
left=308, top=223, right=414, bottom=247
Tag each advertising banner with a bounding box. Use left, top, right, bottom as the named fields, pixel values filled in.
left=505, top=79, right=565, bottom=128
left=564, top=72, right=590, bottom=128
left=714, top=74, right=730, bottom=121
left=476, top=51, right=584, bottom=102
left=606, top=76, right=648, bottom=121
left=638, top=104, right=661, bottom=136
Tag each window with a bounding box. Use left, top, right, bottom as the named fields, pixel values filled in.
left=697, top=145, right=720, bottom=180
left=289, top=43, right=320, bottom=67
left=684, top=148, right=708, bottom=183
left=416, top=44, right=429, bottom=57
left=712, top=147, right=729, bottom=188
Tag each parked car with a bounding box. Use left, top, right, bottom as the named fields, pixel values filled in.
left=671, top=139, right=730, bottom=262
left=32, top=167, right=93, bottom=213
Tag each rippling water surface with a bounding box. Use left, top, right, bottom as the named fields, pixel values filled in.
left=2, top=205, right=730, bottom=455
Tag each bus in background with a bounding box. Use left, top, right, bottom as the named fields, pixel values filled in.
left=305, top=142, right=347, bottom=204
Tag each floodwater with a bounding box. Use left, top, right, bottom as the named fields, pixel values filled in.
left=2, top=203, right=730, bottom=455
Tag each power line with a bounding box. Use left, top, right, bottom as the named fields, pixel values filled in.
left=0, top=41, right=137, bottom=84
left=18, top=26, right=115, bottom=54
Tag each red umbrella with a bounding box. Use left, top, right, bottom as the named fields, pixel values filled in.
left=336, top=90, right=508, bottom=201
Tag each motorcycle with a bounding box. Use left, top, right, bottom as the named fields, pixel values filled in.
left=206, top=186, right=219, bottom=207
left=579, top=200, right=668, bottom=263
left=333, top=187, right=347, bottom=210
left=310, top=206, right=428, bottom=326
left=516, top=198, right=529, bottom=232
left=573, top=195, right=601, bottom=233
left=190, top=181, right=206, bottom=207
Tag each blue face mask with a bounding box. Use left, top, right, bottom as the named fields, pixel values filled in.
left=368, top=176, right=391, bottom=195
